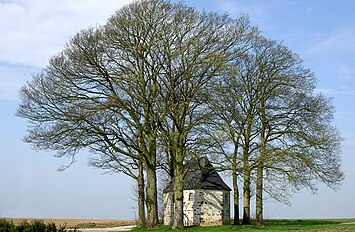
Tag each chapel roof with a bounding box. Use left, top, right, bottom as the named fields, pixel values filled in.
left=163, top=157, right=231, bottom=193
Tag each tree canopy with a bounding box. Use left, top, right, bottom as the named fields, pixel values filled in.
left=17, top=0, right=344, bottom=230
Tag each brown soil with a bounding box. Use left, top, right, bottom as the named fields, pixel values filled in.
left=341, top=221, right=355, bottom=225
left=2, top=218, right=135, bottom=228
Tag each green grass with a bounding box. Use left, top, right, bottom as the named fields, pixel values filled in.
left=132, top=219, right=355, bottom=231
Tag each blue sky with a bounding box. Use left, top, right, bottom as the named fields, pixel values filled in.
left=0, top=0, right=354, bottom=219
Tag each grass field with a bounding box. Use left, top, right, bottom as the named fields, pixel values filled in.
left=2, top=218, right=135, bottom=229
left=3, top=218, right=355, bottom=231
left=132, top=219, right=355, bottom=231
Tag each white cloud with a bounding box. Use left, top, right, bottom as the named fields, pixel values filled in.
left=0, top=0, right=133, bottom=67
left=315, top=87, right=355, bottom=96
left=0, top=0, right=133, bottom=100
left=309, top=25, right=355, bottom=55
left=216, top=0, right=271, bottom=22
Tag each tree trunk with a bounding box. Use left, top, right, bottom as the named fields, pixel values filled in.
left=172, top=162, right=184, bottom=230
left=256, top=98, right=266, bottom=224
left=242, top=115, right=252, bottom=225
left=145, top=163, right=158, bottom=228
left=137, top=159, right=146, bottom=228
left=168, top=149, right=175, bottom=179
left=242, top=163, right=251, bottom=225
left=232, top=144, right=240, bottom=225
left=255, top=162, right=263, bottom=224
left=232, top=171, right=240, bottom=225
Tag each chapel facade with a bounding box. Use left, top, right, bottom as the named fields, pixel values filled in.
left=163, top=158, right=231, bottom=226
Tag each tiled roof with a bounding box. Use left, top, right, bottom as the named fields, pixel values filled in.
left=163, top=157, right=231, bottom=193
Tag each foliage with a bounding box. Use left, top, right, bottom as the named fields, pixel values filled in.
left=131, top=219, right=355, bottom=231
left=204, top=33, right=344, bottom=224
left=17, top=0, right=344, bottom=229
left=0, top=219, right=77, bottom=232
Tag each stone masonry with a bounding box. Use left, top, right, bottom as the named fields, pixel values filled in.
left=163, top=189, right=230, bottom=226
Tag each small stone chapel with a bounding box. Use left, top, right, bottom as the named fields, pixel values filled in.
left=163, top=158, right=231, bottom=226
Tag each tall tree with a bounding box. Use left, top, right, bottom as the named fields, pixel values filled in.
left=17, top=0, right=344, bottom=229
left=221, top=35, right=344, bottom=224
left=206, top=33, right=344, bottom=225
left=204, top=60, right=256, bottom=225
left=200, top=23, right=258, bottom=225
left=17, top=0, right=175, bottom=227
left=16, top=26, right=153, bottom=227
left=249, top=36, right=344, bottom=224
left=208, top=42, right=261, bottom=225
left=17, top=1, right=249, bottom=229
left=153, top=6, right=250, bottom=229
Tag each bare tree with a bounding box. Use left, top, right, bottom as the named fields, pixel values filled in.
left=243, top=36, right=344, bottom=224
left=17, top=0, right=173, bottom=227
left=205, top=32, right=260, bottom=225
left=229, top=35, right=343, bottom=225
left=205, top=33, right=344, bottom=226
left=17, top=0, right=343, bottom=229
left=152, top=6, right=251, bottom=229
left=17, top=1, right=249, bottom=229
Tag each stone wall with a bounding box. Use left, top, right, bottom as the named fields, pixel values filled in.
left=163, top=189, right=230, bottom=226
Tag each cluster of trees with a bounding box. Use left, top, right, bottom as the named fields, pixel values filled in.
left=17, top=0, right=343, bottom=230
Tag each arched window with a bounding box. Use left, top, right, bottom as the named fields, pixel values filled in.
left=188, top=192, right=194, bottom=201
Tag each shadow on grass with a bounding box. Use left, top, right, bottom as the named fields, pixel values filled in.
left=264, top=219, right=340, bottom=226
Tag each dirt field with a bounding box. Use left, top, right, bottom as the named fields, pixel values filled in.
left=2, top=218, right=135, bottom=228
